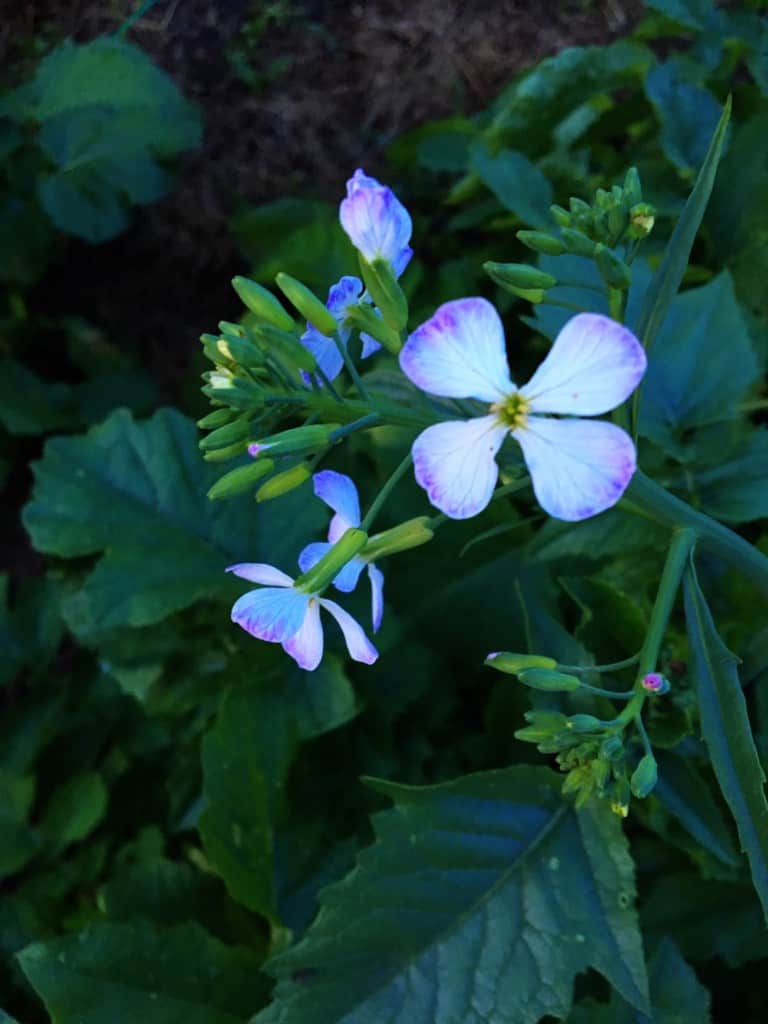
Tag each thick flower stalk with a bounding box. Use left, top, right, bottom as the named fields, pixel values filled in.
left=227, top=562, right=378, bottom=671
left=399, top=299, right=647, bottom=521
left=298, top=470, right=385, bottom=632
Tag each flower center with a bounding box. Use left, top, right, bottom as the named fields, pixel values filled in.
left=490, top=391, right=530, bottom=430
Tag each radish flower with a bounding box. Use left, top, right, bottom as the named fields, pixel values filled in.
left=399, top=299, right=646, bottom=521
left=227, top=562, right=378, bottom=671
left=301, top=275, right=381, bottom=383
left=340, top=169, right=413, bottom=276
left=299, top=471, right=385, bottom=632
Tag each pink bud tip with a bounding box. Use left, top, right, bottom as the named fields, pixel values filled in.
left=248, top=443, right=266, bottom=457
left=641, top=672, right=668, bottom=693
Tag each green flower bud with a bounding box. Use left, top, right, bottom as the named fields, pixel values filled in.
left=514, top=710, right=569, bottom=744
left=199, top=418, right=251, bottom=451
left=595, top=244, right=631, bottom=290
left=594, top=187, right=611, bottom=210
left=606, top=205, right=628, bottom=242
left=549, top=204, right=571, bottom=227
left=623, top=167, right=642, bottom=207
left=219, top=334, right=266, bottom=370
left=630, top=754, right=658, bottom=799
left=197, top=408, right=237, bottom=429
left=628, top=202, right=656, bottom=240
left=276, top=272, right=338, bottom=337
left=362, top=517, right=434, bottom=561
left=560, top=227, right=597, bottom=257
left=295, top=528, right=369, bottom=593
left=255, top=462, right=311, bottom=502
left=517, top=667, right=582, bottom=692
left=250, top=424, right=341, bottom=459
left=516, top=231, right=567, bottom=256
left=484, top=652, right=557, bottom=675
left=207, top=458, right=276, bottom=499
left=232, top=276, right=294, bottom=331
left=600, top=735, right=624, bottom=761
left=484, top=262, right=557, bottom=294
left=567, top=714, right=603, bottom=733
left=202, top=440, right=249, bottom=462
left=343, top=303, right=402, bottom=355
left=218, top=320, right=246, bottom=339
left=359, top=258, right=408, bottom=332
left=591, top=757, right=611, bottom=791
left=252, top=324, right=317, bottom=373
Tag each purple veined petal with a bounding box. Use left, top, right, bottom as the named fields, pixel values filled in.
left=319, top=597, right=379, bottom=664
left=339, top=171, right=413, bottom=266
left=392, top=245, right=413, bottom=280
left=300, top=326, right=346, bottom=383
left=513, top=416, right=637, bottom=522
left=519, top=313, right=647, bottom=416
left=226, top=563, right=294, bottom=587
left=231, top=587, right=310, bottom=643
left=367, top=563, right=385, bottom=633
left=313, top=470, right=361, bottom=539
left=297, top=541, right=332, bottom=576
left=283, top=598, right=325, bottom=671
left=360, top=332, right=382, bottom=359
left=399, top=297, right=514, bottom=402
left=326, top=275, right=364, bottom=318
left=412, top=415, right=508, bottom=520
left=332, top=555, right=366, bottom=593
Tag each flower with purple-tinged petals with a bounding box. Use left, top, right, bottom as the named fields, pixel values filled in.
left=227, top=561, right=378, bottom=671
left=398, top=299, right=646, bottom=522
left=641, top=672, right=669, bottom=694
left=298, top=470, right=385, bottom=632
left=340, top=169, right=413, bottom=274
left=301, top=275, right=381, bottom=383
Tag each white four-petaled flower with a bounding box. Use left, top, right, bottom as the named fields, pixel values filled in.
left=399, top=298, right=646, bottom=521
left=298, top=471, right=385, bottom=633
left=339, top=169, right=413, bottom=274
left=228, top=562, right=378, bottom=672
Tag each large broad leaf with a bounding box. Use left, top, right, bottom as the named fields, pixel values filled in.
left=646, top=62, right=722, bottom=174
left=22, top=408, right=324, bottom=630
left=644, top=0, right=711, bottom=29
left=253, top=767, right=650, bottom=1024
left=17, top=920, right=266, bottom=1024
left=638, top=272, right=758, bottom=452
left=691, top=428, right=768, bottom=524
left=683, top=560, right=768, bottom=923
left=13, top=38, right=201, bottom=242
left=199, top=655, right=357, bottom=923
left=470, top=143, right=552, bottom=227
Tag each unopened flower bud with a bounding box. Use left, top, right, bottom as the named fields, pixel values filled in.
left=255, top=462, right=311, bottom=501
left=248, top=424, right=341, bottom=460
left=343, top=303, right=402, bottom=354
left=197, top=408, right=236, bottom=429
left=641, top=672, right=670, bottom=694
left=517, top=667, right=582, bottom=692
left=549, top=204, right=571, bottom=227
left=251, top=324, right=318, bottom=373
left=295, top=528, right=369, bottom=593
left=595, top=244, right=631, bottom=290
left=484, top=262, right=557, bottom=298
left=567, top=714, right=603, bottom=733
left=202, top=440, right=249, bottom=462
left=600, top=735, right=624, bottom=761
left=630, top=754, right=658, bottom=799
left=623, top=167, right=642, bottom=207
left=516, top=231, right=567, bottom=256
left=362, top=517, right=434, bottom=560
left=560, top=227, right=597, bottom=257
left=207, top=458, right=276, bottom=500
left=276, top=273, right=339, bottom=337
left=484, top=652, right=557, bottom=675
left=359, top=257, right=408, bottom=332
left=199, top=418, right=251, bottom=451
left=232, top=276, right=295, bottom=331
left=628, top=203, right=655, bottom=239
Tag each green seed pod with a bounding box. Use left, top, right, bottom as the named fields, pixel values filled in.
left=199, top=418, right=251, bottom=451
left=362, top=517, right=434, bottom=561
left=276, top=272, right=338, bottom=337
left=359, top=257, right=408, bottom=331
left=207, top=458, right=276, bottom=500
left=560, top=227, right=597, bottom=257
left=516, top=230, right=567, bottom=256
left=255, top=462, right=311, bottom=502
left=595, top=244, right=632, bottom=291
left=484, top=652, right=557, bottom=675
left=484, top=261, right=557, bottom=292
left=232, top=276, right=294, bottom=331
left=295, top=528, right=369, bottom=593
left=630, top=754, right=658, bottom=798
left=517, top=668, right=582, bottom=692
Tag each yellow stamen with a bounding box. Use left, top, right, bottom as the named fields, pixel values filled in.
left=490, top=391, right=530, bottom=430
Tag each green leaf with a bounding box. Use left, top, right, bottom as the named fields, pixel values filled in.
left=200, top=657, right=357, bottom=921
left=40, top=771, right=108, bottom=853
left=22, top=408, right=324, bottom=630
left=638, top=272, right=758, bottom=451
left=0, top=769, right=39, bottom=881
left=645, top=62, right=722, bottom=175
left=0, top=359, right=77, bottom=436
left=470, top=143, right=553, bottom=227
left=0, top=575, right=63, bottom=686
left=633, top=96, right=731, bottom=360
left=16, top=38, right=201, bottom=242
left=683, top=559, right=768, bottom=922
left=644, top=0, right=712, bottom=30
left=17, top=920, right=265, bottom=1023
left=254, top=767, right=650, bottom=1023
left=691, top=429, right=768, bottom=524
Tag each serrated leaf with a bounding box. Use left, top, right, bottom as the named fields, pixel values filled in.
left=646, top=62, right=723, bottom=174
left=683, top=560, right=768, bottom=922
left=254, top=767, right=649, bottom=1024
left=22, top=408, right=324, bottom=630
left=17, top=920, right=265, bottom=1023
left=470, top=143, right=552, bottom=227
left=691, top=428, right=768, bottom=523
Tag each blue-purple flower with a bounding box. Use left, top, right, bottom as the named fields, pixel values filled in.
left=298, top=471, right=385, bottom=632
left=227, top=561, right=378, bottom=671
left=399, top=299, right=646, bottom=522
left=301, top=275, right=381, bottom=383
left=339, top=169, right=413, bottom=276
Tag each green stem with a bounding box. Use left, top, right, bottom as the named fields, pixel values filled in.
left=361, top=452, right=414, bottom=531
left=617, top=527, right=697, bottom=727
left=626, top=471, right=768, bottom=597
left=313, top=365, right=344, bottom=403
left=329, top=413, right=381, bottom=442
left=608, top=287, right=627, bottom=322
left=557, top=654, right=639, bottom=675
left=332, top=331, right=369, bottom=401
left=578, top=682, right=636, bottom=699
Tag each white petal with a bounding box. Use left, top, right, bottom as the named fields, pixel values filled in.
left=283, top=599, right=324, bottom=671
left=520, top=313, right=647, bottom=416
left=412, top=416, right=508, bottom=520
left=399, top=297, right=514, bottom=402
left=513, top=416, right=637, bottom=522
left=230, top=587, right=309, bottom=643
left=367, top=563, right=385, bottom=633
left=226, top=563, right=294, bottom=587
left=319, top=598, right=379, bottom=664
